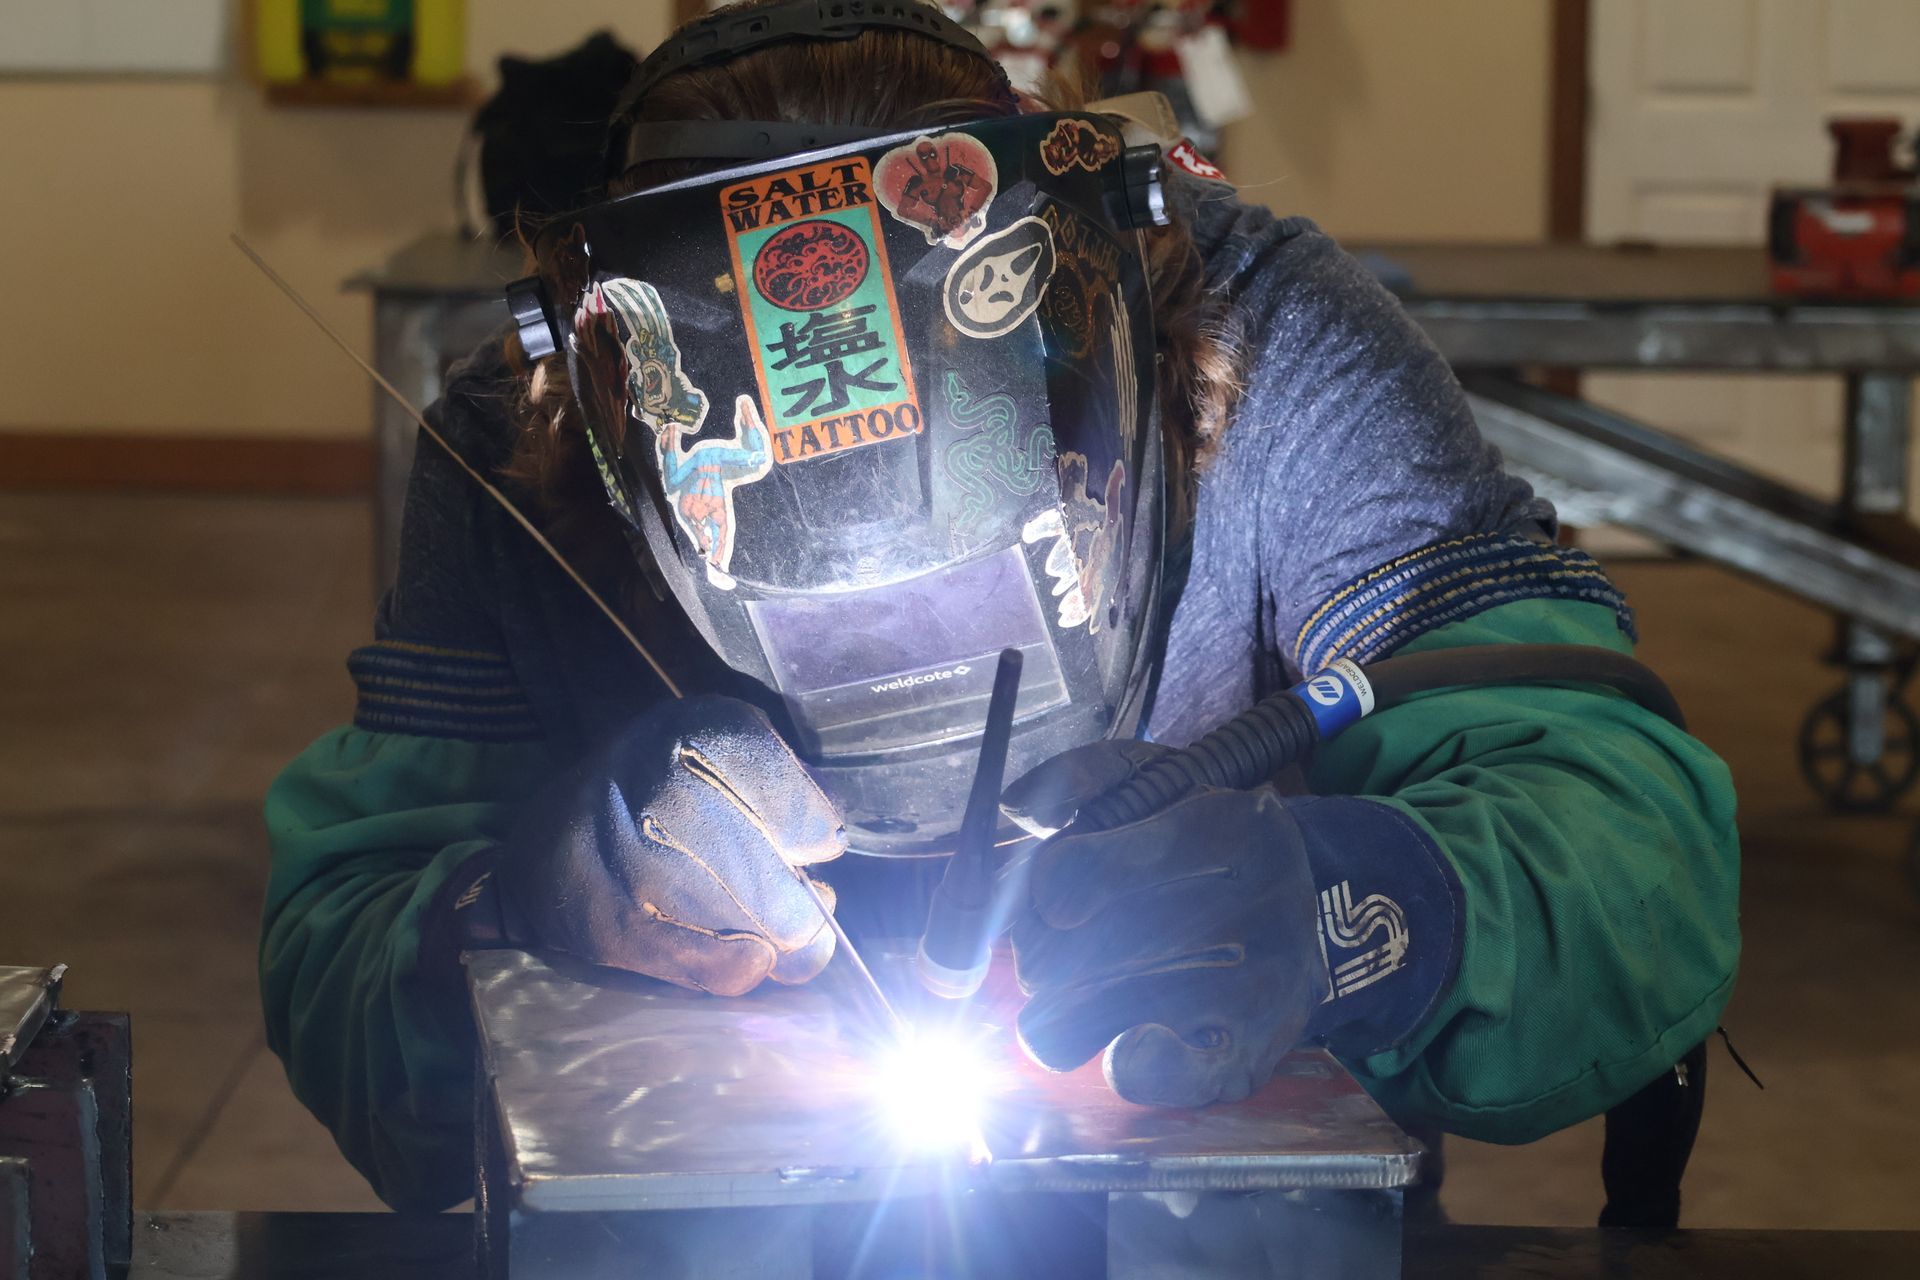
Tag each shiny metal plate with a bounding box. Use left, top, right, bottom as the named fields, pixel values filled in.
left=468, top=948, right=1421, bottom=1213
left=0, top=965, right=61, bottom=1073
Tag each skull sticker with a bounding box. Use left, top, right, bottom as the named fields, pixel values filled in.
left=942, top=216, right=1057, bottom=341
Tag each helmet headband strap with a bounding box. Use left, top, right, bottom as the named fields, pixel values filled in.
left=608, top=0, right=1011, bottom=176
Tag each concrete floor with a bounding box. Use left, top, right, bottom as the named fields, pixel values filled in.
left=1, top=491, right=1917, bottom=1227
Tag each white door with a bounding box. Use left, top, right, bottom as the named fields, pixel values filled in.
left=1585, top=0, right=1920, bottom=511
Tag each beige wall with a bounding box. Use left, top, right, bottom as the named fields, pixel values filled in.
left=1223, top=0, right=1551, bottom=241
left=0, top=0, right=1548, bottom=443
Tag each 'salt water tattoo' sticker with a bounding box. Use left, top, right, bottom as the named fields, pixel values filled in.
left=1166, top=137, right=1227, bottom=182
left=1022, top=452, right=1127, bottom=632
left=874, top=132, right=997, bottom=249
left=579, top=278, right=771, bottom=589
left=723, top=158, right=924, bottom=466
left=943, top=369, right=1055, bottom=541
left=1039, top=117, right=1121, bottom=176
left=943, top=216, right=1057, bottom=340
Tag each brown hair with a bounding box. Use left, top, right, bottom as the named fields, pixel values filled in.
left=504, top=9, right=1241, bottom=592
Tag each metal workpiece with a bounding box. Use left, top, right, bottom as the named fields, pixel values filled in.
left=0, top=968, right=61, bottom=1075
left=0, top=968, right=132, bottom=1280
left=1463, top=376, right=1920, bottom=643
left=469, top=948, right=1420, bottom=1212
left=470, top=948, right=1418, bottom=1277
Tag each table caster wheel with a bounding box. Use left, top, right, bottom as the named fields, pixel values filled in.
left=1798, top=687, right=1920, bottom=813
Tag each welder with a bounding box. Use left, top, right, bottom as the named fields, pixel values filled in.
left=260, top=0, right=1740, bottom=1212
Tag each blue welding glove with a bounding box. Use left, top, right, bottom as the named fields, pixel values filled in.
left=488, top=696, right=847, bottom=997
left=1002, top=741, right=1463, bottom=1107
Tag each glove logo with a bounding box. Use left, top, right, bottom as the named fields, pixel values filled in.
left=1306, top=675, right=1347, bottom=707
left=1318, top=881, right=1408, bottom=999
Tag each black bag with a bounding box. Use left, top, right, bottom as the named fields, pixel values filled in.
left=465, top=31, right=639, bottom=238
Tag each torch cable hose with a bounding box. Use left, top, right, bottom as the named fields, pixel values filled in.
left=1074, top=644, right=1684, bottom=834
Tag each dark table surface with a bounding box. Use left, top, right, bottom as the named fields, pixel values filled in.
left=126, top=1212, right=1918, bottom=1278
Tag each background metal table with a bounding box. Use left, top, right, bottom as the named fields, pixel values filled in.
left=1367, top=241, right=1920, bottom=819
left=346, top=235, right=521, bottom=594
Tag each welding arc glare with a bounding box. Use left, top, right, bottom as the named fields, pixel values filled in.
left=873, top=1028, right=993, bottom=1150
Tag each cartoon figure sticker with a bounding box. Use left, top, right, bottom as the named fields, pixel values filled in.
left=723, top=157, right=925, bottom=466
left=874, top=132, right=997, bottom=249
left=579, top=279, right=772, bottom=589
left=1039, top=118, right=1121, bottom=176
left=943, top=216, right=1057, bottom=341
left=1166, top=137, right=1227, bottom=182
left=1022, top=452, right=1127, bottom=633
left=1036, top=201, right=1122, bottom=360
left=943, top=369, right=1056, bottom=542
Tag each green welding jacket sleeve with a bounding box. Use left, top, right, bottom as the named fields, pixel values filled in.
left=261, top=726, right=543, bottom=1211
left=1305, top=596, right=1741, bottom=1143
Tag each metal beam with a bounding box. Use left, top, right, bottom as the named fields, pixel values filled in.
left=1463, top=375, right=1920, bottom=641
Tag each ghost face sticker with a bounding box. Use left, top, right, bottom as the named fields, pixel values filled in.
left=578, top=279, right=772, bottom=590
left=1022, top=452, right=1128, bottom=633
left=723, top=158, right=925, bottom=467
left=942, top=216, right=1057, bottom=340
left=874, top=132, right=998, bottom=249
left=1040, top=118, right=1121, bottom=176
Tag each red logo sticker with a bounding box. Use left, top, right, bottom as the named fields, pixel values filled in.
left=874, top=132, right=997, bottom=249
left=752, top=220, right=870, bottom=312
left=1166, top=138, right=1227, bottom=182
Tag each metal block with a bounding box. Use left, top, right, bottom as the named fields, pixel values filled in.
left=1108, top=1187, right=1403, bottom=1280
left=1464, top=375, right=1920, bottom=642
left=0, top=1158, right=27, bottom=1280
left=507, top=1207, right=811, bottom=1280
left=14, top=1017, right=130, bottom=1269
left=0, top=1080, right=104, bottom=1280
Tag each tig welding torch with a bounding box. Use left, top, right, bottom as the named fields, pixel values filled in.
left=914, top=643, right=1685, bottom=1000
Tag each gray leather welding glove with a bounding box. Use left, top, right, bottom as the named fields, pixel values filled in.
left=1003, top=740, right=1464, bottom=1108
left=491, top=695, right=847, bottom=997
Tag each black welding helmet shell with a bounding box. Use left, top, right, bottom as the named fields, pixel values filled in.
left=512, top=111, right=1168, bottom=857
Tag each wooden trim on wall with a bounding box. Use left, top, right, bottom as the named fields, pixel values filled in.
left=1548, top=0, right=1591, bottom=244
left=0, top=434, right=373, bottom=497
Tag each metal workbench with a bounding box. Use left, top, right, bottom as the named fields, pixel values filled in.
left=1369, top=242, right=1920, bottom=821
left=121, top=1211, right=1920, bottom=1278
left=350, top=235, right=1920, bottom=820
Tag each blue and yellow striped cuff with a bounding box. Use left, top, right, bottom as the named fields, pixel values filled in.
left=349, top=640, right=542, bottom=742
left=1294, top=533, right=1635, bottom=675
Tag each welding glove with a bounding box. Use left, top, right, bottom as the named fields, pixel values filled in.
left=489, top=695, right=847, bottom=997
left=1002, top=741, right=1463, bottom=1108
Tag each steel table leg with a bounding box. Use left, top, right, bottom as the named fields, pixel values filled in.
left=1813, top=373, right=1919, bottom=810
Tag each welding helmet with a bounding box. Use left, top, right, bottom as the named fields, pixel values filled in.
left=503, top=1, right=1170, bottom=857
